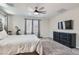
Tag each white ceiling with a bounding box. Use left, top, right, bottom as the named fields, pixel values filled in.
left=1, top=3, right=79, bottom=19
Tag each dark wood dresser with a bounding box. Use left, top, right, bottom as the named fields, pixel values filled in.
left=53, top=32, right=76, bottom=48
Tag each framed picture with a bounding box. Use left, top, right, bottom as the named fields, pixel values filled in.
left=58, top=22, right=63, bottom=29
left=61, top=22, right=63, bottom=29
left=0, top=19, right=3, bottom=31
left=58, top=22, right=59, bottom=29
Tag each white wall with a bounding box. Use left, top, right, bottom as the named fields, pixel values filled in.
left=48, top=7, right=79, bottom=48
left=40, top=19, right=49, bottom=37
left=8, top=15, right=13, bottom=31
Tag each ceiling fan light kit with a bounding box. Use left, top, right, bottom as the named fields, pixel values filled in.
left=34, top=12, right=39, bottom=15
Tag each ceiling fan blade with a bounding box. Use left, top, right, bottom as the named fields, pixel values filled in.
left=41, top=12, right=46, bottom=14
left=39, top=7, right=44, bottom=10
left=38, top=11, right=46, bottom=14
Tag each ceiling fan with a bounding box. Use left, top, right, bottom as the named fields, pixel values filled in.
left=33, top=6, right=46, bottom=15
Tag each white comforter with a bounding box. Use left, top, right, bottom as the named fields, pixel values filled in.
left=0, top=35, right=43, bottom=55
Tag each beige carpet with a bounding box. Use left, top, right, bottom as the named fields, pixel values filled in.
left=41, top=38, right=79, bottom=55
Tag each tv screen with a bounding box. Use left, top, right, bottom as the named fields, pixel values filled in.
left=65, top=20, right=73, bottom=29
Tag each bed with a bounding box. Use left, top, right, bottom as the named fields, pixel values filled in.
left=0, top=30, right=43, bottom=55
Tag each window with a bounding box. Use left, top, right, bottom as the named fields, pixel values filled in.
left=26, top=20, right=32, bottom=34
left=33, top=20, right=38, bottom=36
left=24, top=19, right=40, bottom=37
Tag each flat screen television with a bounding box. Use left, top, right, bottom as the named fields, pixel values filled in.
left=65, top=20, right=73, bottom=29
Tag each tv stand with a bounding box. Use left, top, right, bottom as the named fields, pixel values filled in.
left=53, top=32, right=76, bottom=48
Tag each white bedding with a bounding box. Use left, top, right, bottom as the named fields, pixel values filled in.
left=0, top=35, right=43, bottom=55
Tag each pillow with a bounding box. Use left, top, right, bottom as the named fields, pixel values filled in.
left=0, top=30, right=8, bottom=40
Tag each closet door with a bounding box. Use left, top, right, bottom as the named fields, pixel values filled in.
left=33, top=20, right=38, bottom=36
left=26, top=20, right=32, bottom=34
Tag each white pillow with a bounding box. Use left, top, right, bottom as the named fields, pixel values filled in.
left=0, top=30, right=8, bottom=40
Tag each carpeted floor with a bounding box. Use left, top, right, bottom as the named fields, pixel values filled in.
left=41, top=38, right=79, bottom=55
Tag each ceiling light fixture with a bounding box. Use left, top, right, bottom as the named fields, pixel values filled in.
left=34, top=12, right=39, bottom=15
